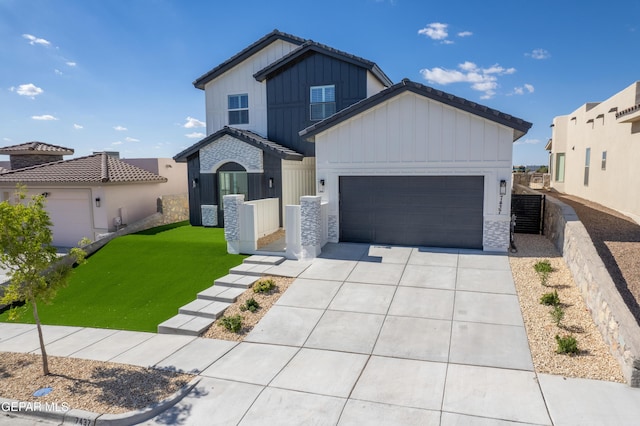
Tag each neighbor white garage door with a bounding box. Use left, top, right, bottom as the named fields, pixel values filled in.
left=45, top=189, right=93, bottom=247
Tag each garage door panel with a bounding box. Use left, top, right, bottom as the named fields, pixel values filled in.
left=339, top=176, right=484, bottom=249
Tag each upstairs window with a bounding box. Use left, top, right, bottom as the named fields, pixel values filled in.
left=228, top=94, right=249, bottom=125
left=310, top=85, right=336, bottom=121
left=584, top=147, right=591, bottom=186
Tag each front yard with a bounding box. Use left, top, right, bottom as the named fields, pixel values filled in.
left=0, top=222, right=246, bottom=332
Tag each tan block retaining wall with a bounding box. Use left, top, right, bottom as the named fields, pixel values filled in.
left=514, top=184, right=640, bottom=386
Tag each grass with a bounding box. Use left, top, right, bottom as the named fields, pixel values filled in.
left=0, top=222, right=246, bottom=332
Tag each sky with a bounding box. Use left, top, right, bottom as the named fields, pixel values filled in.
left=1, top=0, right=638, bottom=167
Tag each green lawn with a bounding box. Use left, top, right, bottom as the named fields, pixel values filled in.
left=0, top=222, right=246, bottom=332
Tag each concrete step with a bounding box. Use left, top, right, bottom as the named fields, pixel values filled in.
left=178, top=299, right=231, bottom=319
left=215, top=274, right=260, bottom=288
left=198, top=285, right=246, bottom=303
left=243, top=255, right=286, bottom=266
left=157, top=314, right=214, bottom=336
left=228, top=263, right=273, bottom=277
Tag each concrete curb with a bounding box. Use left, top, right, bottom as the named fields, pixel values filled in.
left=1, top=376, right=201, bottom=426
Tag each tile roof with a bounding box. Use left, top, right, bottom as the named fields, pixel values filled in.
left=0, top=141, right=74, bottom=155
left=193, top=29, right=306, bottom=90
left=300, top=79, right=533, bottom=142
left=174, top=126, right=304, bottom=162
left=0, top=152, right=167, bottom=184
left=253, top=40, right=393, bottom=87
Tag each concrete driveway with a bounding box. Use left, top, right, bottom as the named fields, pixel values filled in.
left=2, top=243, right=640, bottom=425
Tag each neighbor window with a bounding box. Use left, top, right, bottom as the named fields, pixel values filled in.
left=228, top=94, right=249, bottom=125
left=601, top=151, right=607, bottom=170
left=584, top=148, right=591, bottom=186
left=555, top=153, right=565, bottom=182
left=310, top=85, right=336, bottom=121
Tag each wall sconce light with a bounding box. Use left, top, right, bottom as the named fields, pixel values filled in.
left=95, top=197, right=101, bottom=207
left=192, top=178, right=198, bottom=189
left=41, top=192, right=50, bottom=198
left=318, top=179, right=325, bottom=193
left=499, top=180, right=507, bottom=196
left=268, top=177, right=274, bottom=188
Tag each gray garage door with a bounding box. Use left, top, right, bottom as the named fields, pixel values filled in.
left=339, top=176, right=484, bottom=249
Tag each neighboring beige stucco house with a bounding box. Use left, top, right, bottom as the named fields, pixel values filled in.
left=547, top=81, right=640, bottom=223
left=0, top=142, right=187, bottom=247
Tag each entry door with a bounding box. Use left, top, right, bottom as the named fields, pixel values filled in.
left=218, top=171, right=248, bottom=208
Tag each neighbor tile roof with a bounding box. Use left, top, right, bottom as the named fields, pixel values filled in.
left=0, top=141, right=74, bottom=155
left=300, top=79, right=533, bottom=142
left=174, top=126, right=304, bottom=162
left=193, top=29, right=306, bottom=90
left=253, top=40, right=392, bottom=87
left=0, top=152, right=167, bottom=184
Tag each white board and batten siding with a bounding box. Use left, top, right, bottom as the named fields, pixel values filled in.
left=204, top=39, right=300, bottom=137
left=314, top=91, right=515, bottom=250
left=281, top=157, right=316, bottom=221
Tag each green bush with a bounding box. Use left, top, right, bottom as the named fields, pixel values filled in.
left=555, top=334, right=578, bottom=354
left=253, top=278, right=275, bottom=293
left=540, top=290, right=560, bottom=306
left=219, top=314, right=243, bottom=333
left=550, top=305, right=565, bottom=327
left=240, top=298, right=260, bottom=313
left=534, top=260, right=553, bottom=286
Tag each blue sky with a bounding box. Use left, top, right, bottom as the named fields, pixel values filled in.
left=1, top=0, right=638, bottom=166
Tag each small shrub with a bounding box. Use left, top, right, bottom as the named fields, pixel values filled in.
left=253, top=278, right=275, bottom=293
left=219, top=314, right=243, bottom=333
left=540, top=290, right=560, bottom=306
left=550, top=305, right=565, bottom=327
left=534, top=260, right=553, bottom=286
left=555, top=334, right=578, bottom=354
left=244, top=298, right=260, bottom=313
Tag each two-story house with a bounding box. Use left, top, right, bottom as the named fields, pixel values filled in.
left=174, top=30, right=392, bottom=227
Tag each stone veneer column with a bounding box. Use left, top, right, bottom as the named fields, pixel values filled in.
left=223, top=194, right=244, bottom=254
left=300, top=196, right=322, bottom=259
left=483, top=217, right=510, bottom=252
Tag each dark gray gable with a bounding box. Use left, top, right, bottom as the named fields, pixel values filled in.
left=193, top=29, right=306, bottom=90
left=174, top=126, right=304, bottom=162
left=253, top=41, right=392, bottom=87
left=300, top=79, right=533, bottom=142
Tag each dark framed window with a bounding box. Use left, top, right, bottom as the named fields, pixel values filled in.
left=310, top=85, right=336, bottom=121
left=228, top=94, right=249, bottom=125
left=584, top=148, right=591, bottom=186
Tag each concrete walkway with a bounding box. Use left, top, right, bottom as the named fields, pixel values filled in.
left=2, top=243, right=640, bottom=425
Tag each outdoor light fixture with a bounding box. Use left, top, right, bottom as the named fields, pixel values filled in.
left=41, top=192, right=50, bottom=198
left=95, top=197, right=101, bottom=207
left=318, top=179, right=325, bottom=193
left=499, top=180, right=507, bottom=196
left=268, top=177, right=274, bottom=188
left=192, top=178, right=198, bottom=189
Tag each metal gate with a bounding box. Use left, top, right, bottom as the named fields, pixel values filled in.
left=511, top=194, right=545, bottom=234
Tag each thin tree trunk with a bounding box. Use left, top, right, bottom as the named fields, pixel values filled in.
left=32, top=301, right=50, bottom=376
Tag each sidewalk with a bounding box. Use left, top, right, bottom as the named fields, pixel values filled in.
left=2, top=243, right=640, bottom=425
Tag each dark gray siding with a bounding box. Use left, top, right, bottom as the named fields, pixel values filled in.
left=187, top=155, right=201, bottom=225
left=266, top=52, right=368, bottom=156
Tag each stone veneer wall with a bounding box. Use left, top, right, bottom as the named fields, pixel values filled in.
left=483, top=218, right=510, bottom=251
left=201, top=205, right=218, bottom=227
left=199, top=135, right=263, bottom=173
left=514, top=185, right=640, bottom=386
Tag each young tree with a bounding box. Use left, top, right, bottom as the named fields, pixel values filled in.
left=0, top=186, right=87, bottom=375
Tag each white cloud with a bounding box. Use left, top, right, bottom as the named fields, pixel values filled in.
left=420, top=62, right=516, bottom=99
left=526, top=48, right=550, bottom=60
left=113, top=125, right=127, bottom=131
left=458, top=31, right=473, bottom=37
left=112, top=141, right=123, bottom=146
left=511, top=84, right=535, bottom=96
left=66, top=61, right=77, bottom=67
left=12, top=83, right=43, bottom=98
left=73, top=124, right=83, bottom=129
left=183, top=116, right=205, bottom=128
left=418, top=23, right=448, bottom=40
left=54, top=69, right=63, bottom=75
left=32, top=114, right=58, bottom=121
left=124, top=137, right=139, bottom=142
left=3, top=138, right=12, bottom=142
left=22, top=34, right=50, bottom=47
left=514, top=138, right=540, bottom=146
left=185, top=132, right=205, bottom=139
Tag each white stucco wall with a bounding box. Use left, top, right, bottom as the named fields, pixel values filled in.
left=203, top=39, right=300, bottom=137
left=366, top=70, right=388, bottom=97
left=550, top=82, right=640, bottom=223
left=313, top=91, right=516, bottom=251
